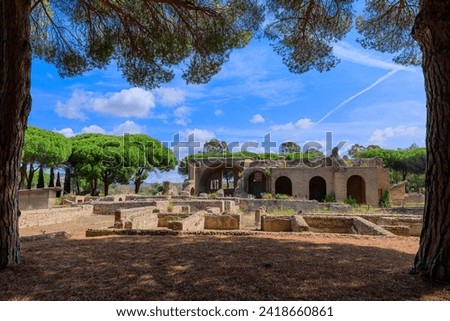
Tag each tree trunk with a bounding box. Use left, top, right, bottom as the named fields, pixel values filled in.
left=26, top=163, right=37, bottom=189
left=134, top=168, right=144, bottom=194
left=412, top=0, right=450, bottom=281
left=0, top=0, right=32, bottom=268
left=19, top=163, right=27, bottom=190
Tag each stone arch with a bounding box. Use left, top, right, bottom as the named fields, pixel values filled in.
left=347, top=175, right=366, bottom=204
left=198, top=163, right=241, bottom=194
left=309, top=176, right=327, bottom=202
left=275, top=176, right=292, bottom=196
left=248, top=171, right=267, bottom=199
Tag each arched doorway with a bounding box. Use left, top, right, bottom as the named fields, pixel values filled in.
left=347, top=175, right=366, bottom=204
left=248, top=171, right=266, bottom=199
left=275, top=176, right=292, bottom=196
left=309, top=176, right=327, bottom=201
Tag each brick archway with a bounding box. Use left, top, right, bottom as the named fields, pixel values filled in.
left=347, top=175, right=366, bottom=204
left=309, top=176, right=326, bottom=201
left=275, top=176, right=292, bottom=196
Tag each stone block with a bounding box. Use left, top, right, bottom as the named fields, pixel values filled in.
left=167, top=211, right=205, bottom=231
left=260, top=215, right=292, bottom=232
left=383, top=225, right=411, bottom=236
left=291, top=215, right=310, bottom=232
left=204, top=214, right=240, bottom=230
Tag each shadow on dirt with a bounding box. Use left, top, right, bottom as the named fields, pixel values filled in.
left=1, top=234, right=448, bottom=300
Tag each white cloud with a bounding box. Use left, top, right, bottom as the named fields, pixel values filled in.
left=173, top=128, right=216, bottom=159
left=55, top=87, right=155, bottom=119
left=369, top=125, right=424, bottom=145
left=154, top=87, right=187, bottom=107
left=55, top=89, right=91, bottom=120
left=250, top=114, right=265, bottom=124
left=333, top=42, right=410, bottom=71
left=179, top=128, right=215, bottom=143
left=92, top=88, right=155, bottom=118
left=174, top=106, right=192, bottom=126
left=271, top=118, right=314, bottom=131
left=214, top=109, right=224, bottom=117
left=54, top=128, right=75, bottom=138
left=112, top=120, right=144, bottom=135
left=295, top=118, right=314, bottom=129
left=81, top=124, right=106, bottom=134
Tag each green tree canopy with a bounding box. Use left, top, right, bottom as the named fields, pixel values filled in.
left=123, top=134, right=176, bottom=194
left=69, top=133, right=131, bottom=196
left=20, top=126, right=72, bottom=189
left=31, top=0, right=263, bottom=86
left=203, top=139, right=228, bottom=154
left=359, top=147, right=426, bottom=181
left=279, top=142, right=301, bottom=155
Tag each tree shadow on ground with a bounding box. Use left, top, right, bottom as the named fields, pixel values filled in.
left=0, top=235, right=449, bottom=300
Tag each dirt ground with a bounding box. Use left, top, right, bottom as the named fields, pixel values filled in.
left=1, top=215, right=450, bottom=301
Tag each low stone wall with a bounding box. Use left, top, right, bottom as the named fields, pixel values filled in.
left=360, top=214, right=422, bottom=236
left=260, top=215, right=292, bottom=232
left=93, top=201, right=156, bottom=215
left=157, top=214, right=191, bottom=227
left=204, top=214, right=240, bottom=230
left=291, top=215, right=310, bottom=232
left=352, top=217, right=393, bottom=236
left=19, top=205, right=93, bottom=228
left=168, top=211, right=205, bottom=231
left=114, top=207, right=158, bottom=230
left=238, top=199, right=326, bottom=214
left=19, top=188, right=59, bottom=210
left=303, top=215, right=354, bottom=234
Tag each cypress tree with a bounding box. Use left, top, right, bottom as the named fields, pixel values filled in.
left=64, top=168, right=71, bottom=195
left=56, top=172, right=61, bottom=197
left=36, top=166, right=45, bottom=188
left=48, top=167, right=55, bottom=188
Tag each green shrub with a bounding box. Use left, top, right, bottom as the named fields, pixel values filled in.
left=324, top=193, right=336, bottom=203
left=275, top=193, right=290, bottom=199
left=262, top=193, right=273, bottom=199
left=379, top=190, right=392, bottom=208
left=344, top=196, right=358, bottom=207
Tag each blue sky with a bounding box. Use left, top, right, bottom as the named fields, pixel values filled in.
left=29, top=29, right=426, bottom=182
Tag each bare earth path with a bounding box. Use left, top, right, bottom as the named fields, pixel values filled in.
left=1, top=216, right=449, bottom=301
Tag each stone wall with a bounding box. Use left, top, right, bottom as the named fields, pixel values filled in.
left=157, top=214, right=191, bottom=227
left=204, top=214, right=240, bottom=230
left=168, top=211, right=205, bottom=231
left=291, top=215, right=310, bottom=232
left=389, top=181, right=407, bottom=206
left=352, top=216, right=393, bottom=236
left=93, top=201, right=157, bottom=215
left=360, top=214, right=422, bottom=236
left=260, top=215, right=292, bottom=232
left=238, top=199, right=323, bottom=213
left=19, top=188, right=60, bottom=210
left=303, top=215, right=354, bottom=234
left=114, top=207, right=158, bottom=230
left=19, top=205, right=93, bottom=228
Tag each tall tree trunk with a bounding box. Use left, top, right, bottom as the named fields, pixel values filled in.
left=26, top=163, right=37, bottom=189
left=134, top=168, right=144, bottom=194
left=0, top=0, right=32, bottom=268
left=412, top=1, right=450, bottom=281
left=19, top=163, right=27, bottom=190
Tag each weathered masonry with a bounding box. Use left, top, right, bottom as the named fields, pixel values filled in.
left=184, top=157, right=390, bottom=207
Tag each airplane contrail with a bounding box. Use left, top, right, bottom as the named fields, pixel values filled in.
left=315, top=68, right=401, bottom=126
